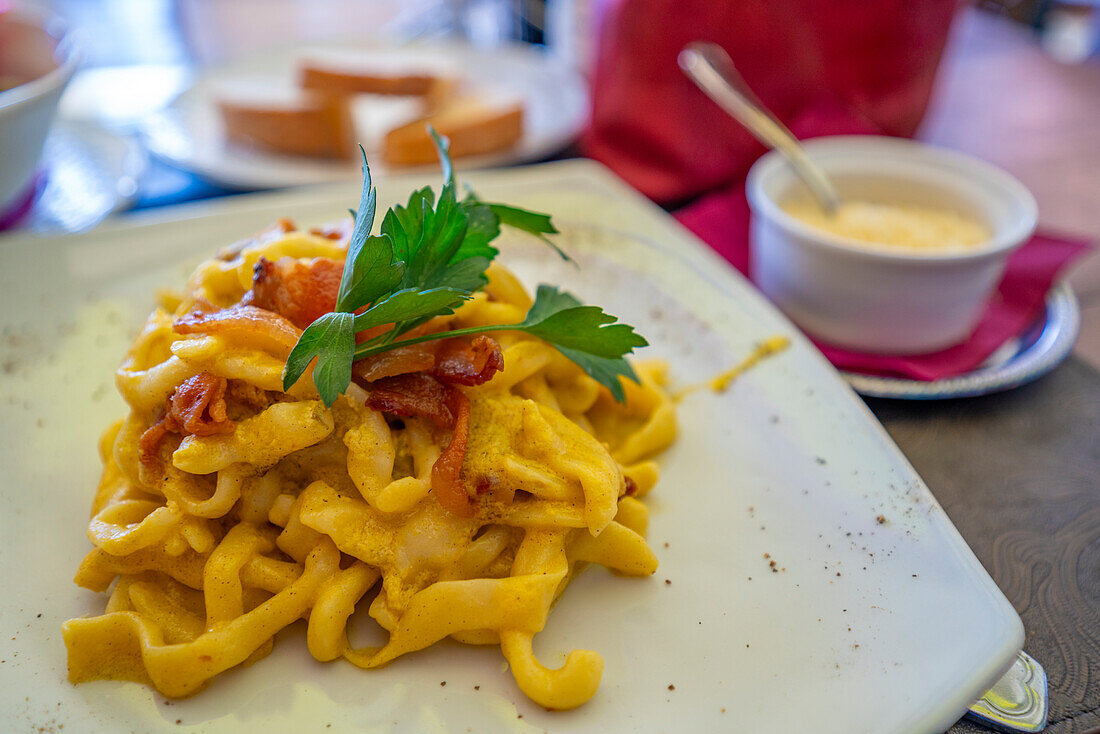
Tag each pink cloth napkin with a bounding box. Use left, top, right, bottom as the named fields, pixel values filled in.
left=675, top=186, right=1091, bottom=380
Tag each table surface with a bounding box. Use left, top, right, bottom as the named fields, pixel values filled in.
left=911, top=12, right=1100, bottom=733
left=11, top=4, right=1100, bottom=733
left=870, top=357, right=1100, bottom=734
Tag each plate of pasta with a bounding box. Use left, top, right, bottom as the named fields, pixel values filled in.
left=0, top=157, right=1023, bottom=733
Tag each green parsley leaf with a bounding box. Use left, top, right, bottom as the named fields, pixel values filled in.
left=353, top=287, right=470, bottom=333
left=452, top=200, right=501, bottom=262
left=511, top=285, right=646, bottom=399
left=419, top=184, right=469, bottom=283
left=338, top=234, right=405, bottom=313
left=336, top=148, right=404, bottom=312
left=429, top=127, right=453, bottom=186
left=382, top=187, right=469, bottom=292
left=433, top=255, right=492, bottom=293
left=489, top=204, right=557, bottom=237
left=519, top=283, right=581, bottom=320
left=383, top=257, right=492, bottom=337
left=283, top=312, right=355, bottom=406
left=515, top=285, right=647, bottom=357
left=382, top=186, right=431, bottom=265
left=489, top=203, right=572, bottom=263
left=462, top=188, right=571, bottom=263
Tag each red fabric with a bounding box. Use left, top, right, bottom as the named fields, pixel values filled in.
left=584, top=0, right=960, bottom=203
left=677, top=187, right=1091, bottom=379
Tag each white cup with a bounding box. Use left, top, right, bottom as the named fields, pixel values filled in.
left=746, top=136, right=1038, bottom=354
left=0, top=7, right=78, bottom=214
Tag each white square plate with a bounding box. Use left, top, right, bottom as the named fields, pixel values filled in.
left=0, top=160, right=1022, bottom=733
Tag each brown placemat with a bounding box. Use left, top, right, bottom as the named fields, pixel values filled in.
left=865, top=357, right=1100, bottom=734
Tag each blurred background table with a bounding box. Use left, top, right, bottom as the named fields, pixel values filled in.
left=7, top=2, right=1100, bottom=732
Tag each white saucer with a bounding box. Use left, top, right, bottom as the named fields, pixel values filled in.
left=845, top=283, right=1081, bottom=400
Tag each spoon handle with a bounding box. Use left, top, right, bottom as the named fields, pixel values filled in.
left=678, top=41, right=841, bottom=214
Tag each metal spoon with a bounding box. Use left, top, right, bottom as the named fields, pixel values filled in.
left=678, top=41, right=841, bottom=215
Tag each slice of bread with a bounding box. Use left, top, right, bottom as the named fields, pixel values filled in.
left=217, top=88, right=354, bottom=159
left=383, top=98, right=523, bottom=166
left=349, top=94, right=428, bottom=152
left=299, top=60, right=442, bottom=97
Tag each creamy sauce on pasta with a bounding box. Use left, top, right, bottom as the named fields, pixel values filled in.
left=783, top=200, right=990, bottom=251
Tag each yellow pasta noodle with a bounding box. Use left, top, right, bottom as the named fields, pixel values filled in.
left=64, top=225, right=677, bottom=708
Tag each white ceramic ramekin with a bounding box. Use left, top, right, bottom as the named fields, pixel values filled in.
left=746, top=136, right=1038, bottom=354
left=0, top=7, right=78, bottom=213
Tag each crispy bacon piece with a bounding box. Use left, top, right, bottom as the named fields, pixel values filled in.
left=137, top=421, right=171, bottom=472
left=353, top=342, right=439, bottom=383
left=174, top=305, right=302, bottom=357
left=218, top=218, right=296, bottom=261
left=365, top=373, right=454, bottom=428
left=624, top=476, right=638, bottom=497
left=352, top=334, right=504, bottom=387
left=169, top=372, right=233, bottom=435
left=433, top=336, right=504, bottom=386
left=430, top=387, right=475, bottom=517
left=225, top=379, right=273, bottom=412
left=364, top=373, right=476, bottom=517
left=309, top=220, right=352, bottom=241
left=138, top=372, right=234, bottom=469
left=245, top=256, right=344, bottom=329
left=351, top=318, right=451, bottom=380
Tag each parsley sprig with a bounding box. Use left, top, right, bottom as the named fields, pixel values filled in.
left=283, top=130, right=647, bottom=406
